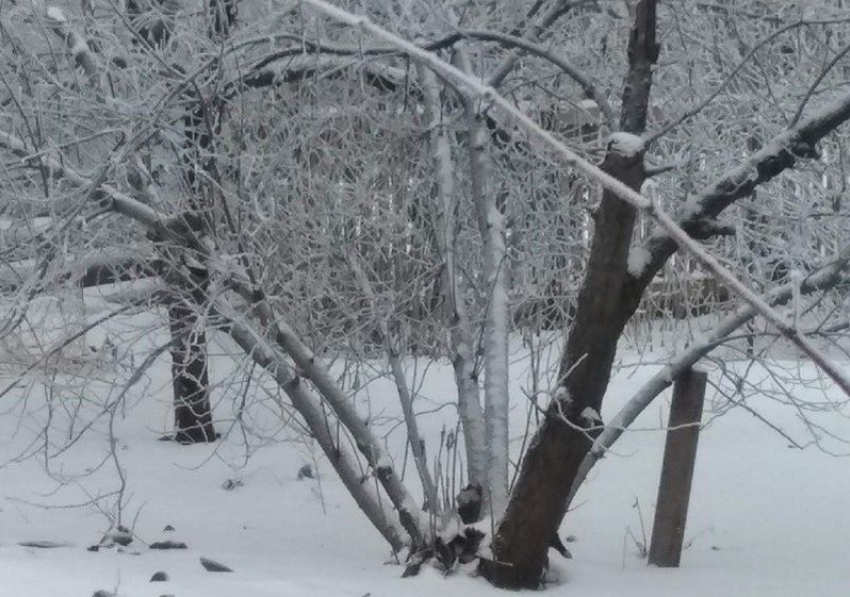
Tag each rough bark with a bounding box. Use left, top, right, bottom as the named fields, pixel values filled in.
left=165, top=221, right=215, bottom=442
left=482, top=1, right=658, bottom=587
left=164, top=0, right=237, bottom=444
left=564, top=243, right=850, bottom=510
left=169, top=301, right=216, bottom=443
left=648, top=367, right=707, bottom=567
left=482, top=148, right=647, bottom=588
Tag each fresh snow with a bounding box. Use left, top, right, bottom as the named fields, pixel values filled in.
left=607, top=132, right=645, bottom=158
left=628, top=246, right=653, bottom=277
left=0, top=307, right=848, bottom=597
left=581, top=406, right=603, bottom=424
left=45, top=7, right=65, bottom=22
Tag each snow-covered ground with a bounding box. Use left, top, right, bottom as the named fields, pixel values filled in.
left=1, top=308, right=848, bottom=597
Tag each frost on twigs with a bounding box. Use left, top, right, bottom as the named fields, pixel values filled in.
left=607, top=132, right=645, bottom=158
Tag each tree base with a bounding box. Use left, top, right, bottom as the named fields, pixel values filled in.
left=478, top=556, right=545, bottom=590
left=174, top=428, right=219, bottom=444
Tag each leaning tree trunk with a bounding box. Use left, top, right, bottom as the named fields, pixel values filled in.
left=482, top=1, right=658, bottom=587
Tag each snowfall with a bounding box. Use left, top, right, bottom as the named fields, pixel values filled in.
left=1, top=293, right=848, bottom=597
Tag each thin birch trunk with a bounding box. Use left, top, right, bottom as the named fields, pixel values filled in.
left=223, top=309, right=407, bottom=552
left=244, top=294, right=426, bottom=545
left=417, top=65, right=488, bottom=492
left=344, top=250, right=440, bottom=513
left=457, top=54, right=511, bottom=516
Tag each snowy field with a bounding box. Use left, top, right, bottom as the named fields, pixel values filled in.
left=1, top=306, right=848, bottom=597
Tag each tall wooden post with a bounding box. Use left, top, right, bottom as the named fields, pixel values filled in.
left=648, top=366, right=707, bottom=567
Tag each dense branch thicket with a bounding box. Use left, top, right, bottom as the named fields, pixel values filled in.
left=1, top=0, right=850, bottom=590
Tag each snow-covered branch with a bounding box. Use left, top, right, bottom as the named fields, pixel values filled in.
left=566, top=242, right=850, bottom=510
left=299, top=0, right=850, bottom=398
left=219, top=306, right=408, bottom=551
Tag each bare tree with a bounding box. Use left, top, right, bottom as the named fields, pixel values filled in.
left=3, top=0, right=850, bottom=587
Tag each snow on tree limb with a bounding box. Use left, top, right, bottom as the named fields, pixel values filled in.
left=634, top=91, right=850, bottom=288
left=219, top=306, right=408, bottom=551
left=300, top=0, right=850, bottom=399
left=44, top=5, right=100, bottom=92
left=565, top=242, right=850, bottom=511
left=0, top=125, right=427, bottom=548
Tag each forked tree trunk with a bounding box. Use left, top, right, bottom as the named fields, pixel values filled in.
left=482, top=1, right=658, bottom=587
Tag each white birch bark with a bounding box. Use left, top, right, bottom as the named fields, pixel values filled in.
left=222, top=307, right=407, bottom=551
left=344, top=250, right=439, bottom=513
left=417, top=64, right=488, bottom=491
left=300, top=0, right=850, bottom=399
left=457, top=52, right=511, bottom=515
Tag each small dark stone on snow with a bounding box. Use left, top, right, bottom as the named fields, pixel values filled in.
left=111, top=530, right=133, bottom=546
left=87, top=545, right=100, bottom=552
left=92, top=591, right=115, bottom=597
left=150, top=571, right=169, bottom=582
left=200, top=557, right=233, bottom=572
left=297, top=464, right=314, bottom=480
left=150, top=540, right=188, bottom=550
left=163, top=525, right=176, bottom=532
left=159, top=594, right=175, bottom=597
left=221, top=478, right=244, bottom=491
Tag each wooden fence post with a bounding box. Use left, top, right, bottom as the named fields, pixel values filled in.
left=648, top=366, right=708, bottom=567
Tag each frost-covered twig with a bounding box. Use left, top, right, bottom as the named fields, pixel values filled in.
left=344, top=249, right=439, bottom=515
left=565, top=243, right=850, bottom=510
left=219, top=305, right=408, bottom=551
left=299, top=0, right=850, bottom=398
left=44, top=6, right=100, bottom=92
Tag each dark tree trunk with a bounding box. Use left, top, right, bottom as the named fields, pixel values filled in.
left=162, top=0, right=237, bottom=444
left=481, top=149, right=647, bottom=589
left=482, top=1, right=658, bottom=588
left=169, top=302, right=216, bottom=443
